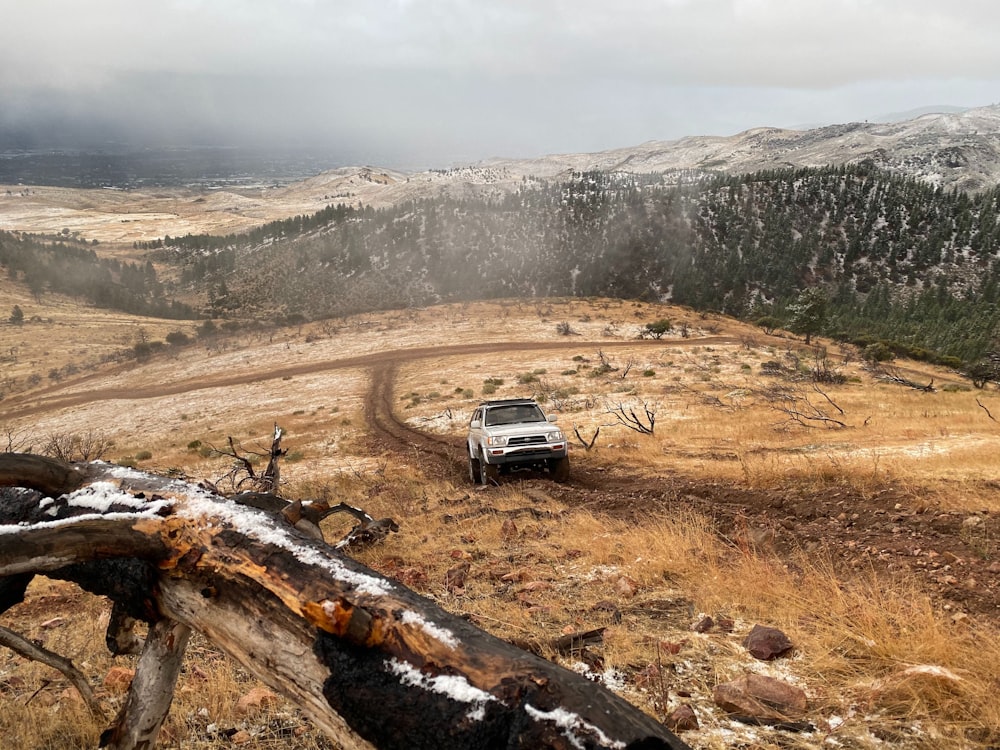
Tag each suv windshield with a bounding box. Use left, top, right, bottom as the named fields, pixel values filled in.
left=484, top=404, right=546, bottom=426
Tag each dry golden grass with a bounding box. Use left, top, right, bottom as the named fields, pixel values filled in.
left=3, top=297, right=1000, bottom=748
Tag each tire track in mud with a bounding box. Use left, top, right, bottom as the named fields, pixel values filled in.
left=364, top=359, right=465, bottom=472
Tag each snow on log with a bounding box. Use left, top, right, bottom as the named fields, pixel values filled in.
left=0, top=454, right=689, bottom=750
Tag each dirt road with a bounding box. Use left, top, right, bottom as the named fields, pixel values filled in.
left=5, top=334, right=997, bottom=616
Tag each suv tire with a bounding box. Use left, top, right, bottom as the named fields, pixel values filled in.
left=550, top=455, right=570, bottom=483
left=478, top=451, right=499, bottom=485
left=469, top=454, right=482, bottom=484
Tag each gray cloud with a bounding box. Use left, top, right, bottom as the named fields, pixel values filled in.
left=2, top=0, right=998, bottom=168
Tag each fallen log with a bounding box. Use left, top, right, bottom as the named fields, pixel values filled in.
left=0, top=453, right=688, bottom=750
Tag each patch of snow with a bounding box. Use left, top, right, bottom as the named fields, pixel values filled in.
left=176, top=491, right=392, bottom=597
left=385, top=658, right=495, bottom=721
left=399, top=610, right=459, bottom=649
left=523, top=704, right=626, bottom=750
left=65, top=481, right=173, bottom=515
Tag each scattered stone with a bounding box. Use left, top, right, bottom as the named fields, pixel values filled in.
left=615, top=575, right=640, bottom=598
left=500, top=518, right=518, bottom=542
left=693, top=615, right=714, bottom=633
left=713, top=674, right=808, bottom=721
left=743, top=624, right=793, bottom=660
left=962, top=515, right=984, bottom=529
left=230, top=729, right=252, bottom=744
left=236, top=686, right=279, bottom=715
left=40, top=617, right=66, bottom=629
left=103, top=666, right=135, bottom=692
left=444, top=561, right=470, bottom=594
left=659, top=640, right=685, bottom=655
left=665, top=704, right=699, bottom=732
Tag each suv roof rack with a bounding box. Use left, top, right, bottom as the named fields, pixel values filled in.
left=480, top=398, right=537, bottom=407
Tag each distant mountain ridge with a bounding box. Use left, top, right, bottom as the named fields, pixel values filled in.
left=264, top=105, right=1000, bottom=213
left=475, top=104, right=1000, bottom=191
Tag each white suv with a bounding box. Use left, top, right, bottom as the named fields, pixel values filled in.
left=467, top=398, right=569, bottom=484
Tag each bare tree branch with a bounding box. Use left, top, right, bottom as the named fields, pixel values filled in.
left=605, top=401, right=657, bottom=434
left=977, top=397, right=997, bottom=422
left=573, top=426, right=601, bottom=451
left=0, top=624, right=106, bottom=719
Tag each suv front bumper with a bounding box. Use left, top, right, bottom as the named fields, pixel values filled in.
left=482, top=443, right=567, bottom=465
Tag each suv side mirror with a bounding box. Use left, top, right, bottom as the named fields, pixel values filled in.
left=548, top=415, right=557, bottom=422
left=470, top=419, right=481, bottom=429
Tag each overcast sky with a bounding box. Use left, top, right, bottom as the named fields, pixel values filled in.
left=1, top=0, right=998, bottom=169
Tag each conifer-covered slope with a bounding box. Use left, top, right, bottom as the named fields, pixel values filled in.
left=181, top=163, right=1000, bottom=364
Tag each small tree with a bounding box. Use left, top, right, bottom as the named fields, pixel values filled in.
left=754, top=315, right=782, bottom=335
left=166, top=330, right=191, bottom=346
left=788, top=288, right=828, bottom=346
left=641, top=318, right=672, bottom=339
left=964, top=358, right=1000, bottom=389
left=9, top=305, right=24, bottom=325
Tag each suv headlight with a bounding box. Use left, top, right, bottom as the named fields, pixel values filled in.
left=486, top=435, right=508, bottom=446
left=547, top=430, right=565, bottom=442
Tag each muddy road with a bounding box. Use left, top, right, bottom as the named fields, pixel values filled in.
left=5, top=334, right=997, bottom=616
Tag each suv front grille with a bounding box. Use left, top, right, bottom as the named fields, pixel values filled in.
left=508, top=435, right=547, bottom=446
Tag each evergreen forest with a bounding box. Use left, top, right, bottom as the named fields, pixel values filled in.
left=8, top=162, right=1000, bottom=369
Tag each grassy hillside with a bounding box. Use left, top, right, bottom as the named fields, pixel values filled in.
left=2, top=297, right=999, bottom=749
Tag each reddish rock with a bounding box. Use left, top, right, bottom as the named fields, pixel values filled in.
left=665, top=704, right=699, bottom=732
left=236, top=686, right=279, bottom=715
left=500, top=518, right=518, bottom=542
left=713, top=674, right=808, bottom=721
left=231, top=729, right=252, bottom=744
left=102, top=666, right=135, bottom=692
left=444, top=561, right=470, bottom=593
left=659, top=640, right=684, bottom=655
left=692, top=615, right=714, bottom=633
left=743, top=623, right=794, bottom=660
left=615, top=576, right=640, bottom=598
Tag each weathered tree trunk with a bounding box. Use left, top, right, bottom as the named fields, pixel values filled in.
left=0, top=454, right=689, bottom=750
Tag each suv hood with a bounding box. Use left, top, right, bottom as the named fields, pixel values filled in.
left=487, top=422, right=556, bottom=438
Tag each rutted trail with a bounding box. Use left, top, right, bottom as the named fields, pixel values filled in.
left=0, top=337, right=738, bottom=421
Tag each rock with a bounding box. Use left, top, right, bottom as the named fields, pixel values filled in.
left=962, top=515, right=983, bottom=529
left=743, top=623, right=793, bottom=660
left=716, top=616, right=735, bottom=632
left=665, top=704, right=699, bottom=732
left=231, top=729, right=252, bottom=744
left=713, top=674, right=808, bottom=721
left=236, top=686, right=279, bottom=715
left=444, top=561, right=470, bottom=594
left=103, top=666, right=135, bottom=692
left=692, top=615, right=714, bottom=633
left=614, top=575, right=640, bottom=598
left=500, top=518, right=518, bottom=542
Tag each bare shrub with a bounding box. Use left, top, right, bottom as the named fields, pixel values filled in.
left=41, top=431, right=114, bottom=462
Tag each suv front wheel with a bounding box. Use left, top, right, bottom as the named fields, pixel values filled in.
left=478, top=452, right=500, bottom=485
left=550, top=455, right=570, bottom=483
